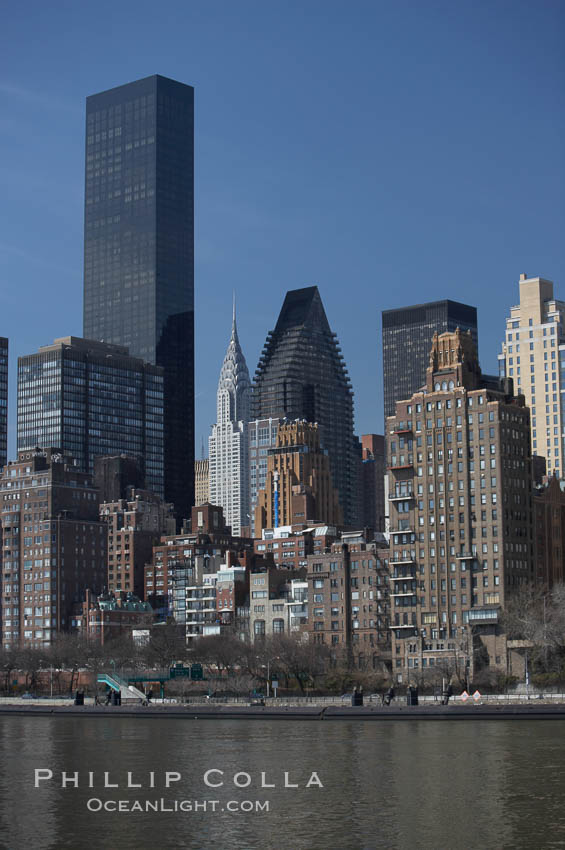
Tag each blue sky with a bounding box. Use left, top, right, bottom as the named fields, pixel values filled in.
left=1, top=0, right=564, bottom=459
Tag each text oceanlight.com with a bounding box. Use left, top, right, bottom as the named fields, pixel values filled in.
left=86, top=799, right=270, bottom=813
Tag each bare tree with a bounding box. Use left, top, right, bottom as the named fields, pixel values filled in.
left=197, top=634, right=243, bottom=678
left=501, top=583, right=565, bottom=676
left=0, top=646, right=20, bottom=695
left=17, top=646, right=48, bottom=694
left=141, top=622, right=187, bottom=672
left=271, top=634, right=330, bottom=693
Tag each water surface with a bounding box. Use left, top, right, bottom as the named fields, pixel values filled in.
left=1, top=716, right=564, bottom=850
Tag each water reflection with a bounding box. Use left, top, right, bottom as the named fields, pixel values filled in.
left=0, top=717, right=564, bottom=850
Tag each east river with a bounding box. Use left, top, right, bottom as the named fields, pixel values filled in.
left=1, top=715, right=564, bottom=850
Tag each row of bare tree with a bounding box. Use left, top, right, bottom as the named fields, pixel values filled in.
left=501, top=582, right=565, bottom=684
left=0, top=626, right=392, bottom=696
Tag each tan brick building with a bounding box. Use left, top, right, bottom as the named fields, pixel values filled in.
left=194, top=459, right=210, bottom=506
left=499, top=274, right=565, bottom=476
left=387, top=329, right=534, bottom=682
left=254, top=421, right=342, bottom=534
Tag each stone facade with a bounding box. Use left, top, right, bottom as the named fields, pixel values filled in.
left=387, top=329, right=534, bottom=683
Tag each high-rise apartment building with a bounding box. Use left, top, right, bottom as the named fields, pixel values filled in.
left=0, top=448, right=107, bottom=647
left=533, top=476, right=565, bottom=588
left=382, top=300, right=478, bottom=419
left=254, top=421, right=342, bottom=535
left=0, top=338, right=7, bottom=470
left=387, top=329, right=533, bottom=681
left=249, top=418, right=280, bottom=537
left=209, top=307, right=251, bottom=536
left=83, top=75, right=194, bottom=521
left=194, top=459, right=210, bottom=506
left=99, top=488, right=175, bottom=597
left=253, top=286, right=358, bottom=525
left=360, top=434, right=386, bottom=533
left=17, top=337, right=164, bottom=496
left=498, top=274, right=565, bottom=475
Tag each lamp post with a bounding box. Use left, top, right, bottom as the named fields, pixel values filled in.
left=265, top=656, right=280, bottom=698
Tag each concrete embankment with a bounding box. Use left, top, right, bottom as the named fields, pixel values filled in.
left=1, top=702, right=565, bottom=720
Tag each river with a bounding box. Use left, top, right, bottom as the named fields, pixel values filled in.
left=1, top=716, right=564, bottom=850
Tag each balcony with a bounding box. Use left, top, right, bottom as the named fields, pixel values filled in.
left=390, top=556, right=416, bottom=565
left=388, top=457, right=414, bottom=471
left=464, top=607, right=499, bottom=624
left=393, top=424, right=413, bottom=434
left=390, top=590, right=416, bottom=597
left=456, top=552, right=476, bottom=560
left=390, top=570, right=417, bottom=580
left=389, top=490, right=415, bottom=501
left=390, top=622, right=418, bottom=630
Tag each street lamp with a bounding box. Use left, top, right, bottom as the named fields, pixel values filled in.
left=266, top=656, right=280, bottom=698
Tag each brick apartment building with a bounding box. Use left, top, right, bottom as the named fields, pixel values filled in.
left=100, top=488, right=175, bottom=597
left=254, top=523, right=340, bottom=570
left=386, top=329, right=534, bottom=681
left=305, top=533, right=390, bottom=669
left=0, top=448, right=107, bottom=647
left=533, top=475, right=565, bottom=587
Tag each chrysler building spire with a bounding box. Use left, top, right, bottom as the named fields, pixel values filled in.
left=209, top=299, right=251, bottom=535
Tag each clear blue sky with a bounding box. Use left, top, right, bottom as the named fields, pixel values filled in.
left=1, top=0, right=564, bottom=460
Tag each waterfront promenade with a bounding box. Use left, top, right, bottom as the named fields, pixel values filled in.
left=2, top=698, right=565, bottom=720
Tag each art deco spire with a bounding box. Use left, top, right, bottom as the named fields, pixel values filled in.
left=217, top=297, right=251, bottom=424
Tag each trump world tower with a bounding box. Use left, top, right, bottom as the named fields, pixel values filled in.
left=83, top=75, right=194, bottom=522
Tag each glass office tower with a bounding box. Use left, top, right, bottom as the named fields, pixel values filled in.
left=382, top=300, right=478, bottom=419
left=17, top=337, right=164, bottom=496
left=83, top=75, right=194, bottom=522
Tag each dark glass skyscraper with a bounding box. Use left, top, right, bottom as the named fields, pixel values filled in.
left=252, top=286, right=359, bottom=526
left=0, top=338, right=7, bottom=469
left=83, top=75, right=194, bottom=521
left=17, top=337, right=164, bottom=495
left=382, top=300, right=478, bottom=418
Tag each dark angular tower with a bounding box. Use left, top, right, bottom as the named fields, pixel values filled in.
left=382, top=300, right=478, bottom=420
left=83, top=74, right=194, bottom=523
left=252, top=286, right=358, bottom=526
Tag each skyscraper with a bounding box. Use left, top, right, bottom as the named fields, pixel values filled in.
left=83, top=74, right=194, bottom=522
left=254, top=420, right=342, bottom=535
left=498, top=274, right=565, bottom=475
left=252, top=286, right=358, bottom=526
left=209, top=304, right=251, bottom=536
left=387, top=329, right=533, bottom=681
left=0, top=338, right=7, bottom=469
left=17, top=337, right=164, bottom=495
left=382, top=300, right=478, bottom=419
